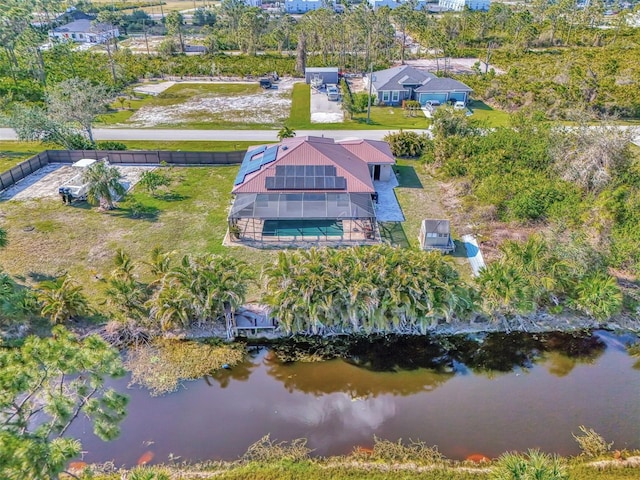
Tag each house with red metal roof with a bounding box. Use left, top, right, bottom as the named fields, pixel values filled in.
left=227, top=136, right=395, bottom=246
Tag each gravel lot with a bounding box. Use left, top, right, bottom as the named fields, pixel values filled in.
left=1, top=164, right=154, bottom=201
left=129, top=79, right=298, bottom=127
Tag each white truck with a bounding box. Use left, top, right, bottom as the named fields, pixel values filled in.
left=58, top=158, right=99, bottom=204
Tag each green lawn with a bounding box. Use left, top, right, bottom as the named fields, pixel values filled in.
left=0, top=141, right=49, bottom=172
left=116, top=140, right=258, bottom=151
left=287, top=83, right=430, bottom=130
left=468, top=100, right=511, bottom=127
left=96, top=81, right=510, bottom=131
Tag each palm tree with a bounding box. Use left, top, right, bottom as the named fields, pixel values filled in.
left=37, top=275, right=89, bottom=324
left=477, top=262, right=535, bottom=317
left=144, top=246, right=173, bottom=283
left=149, top=253, right=251, bottom=331
left=111, top=248, right=135, bottom=282
left=147, top=280, right=192, bottom=331
left=570, top=273, right=622, bottom=321
left=83, top=161, right=126, bottom=210
left=277, top=126, right=295, bottom=141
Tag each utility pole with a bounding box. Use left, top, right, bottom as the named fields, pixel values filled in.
left=366, top=62, right=374, bottom=124
left=143, top=19, right=150, bottom=55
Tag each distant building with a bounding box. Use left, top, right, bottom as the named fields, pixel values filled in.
left=284, top=0, right=334, bottom=13
left=49, top=19, right=119, bottom=44
left=245, top=0, right=263, bottom=6
left=438, top=0, right=491, bottom=11
left=367, top=0, right=430, bottom=10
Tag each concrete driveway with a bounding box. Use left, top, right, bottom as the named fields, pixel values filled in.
left=310, top=85, right=344, bottom=123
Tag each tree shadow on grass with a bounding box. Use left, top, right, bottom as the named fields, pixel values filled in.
left=379, top=222, right=411, bottom=248
left=27, top=272, right=58, bottom=283
left=66, top=201, right=93, bottom=210
left=110, top=202, right=160, bottom=222
left=156, top=191, right=188, bottom=202
left=394, top=165, right=423, bottom=188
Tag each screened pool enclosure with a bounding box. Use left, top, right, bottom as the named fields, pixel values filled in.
left=228, top=192, right=379, bottom=244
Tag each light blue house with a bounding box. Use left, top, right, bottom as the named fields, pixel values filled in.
left=284, top=0, right=334, bottom=13
left=438, top=0, right=491, bottom=11
left=365, top=65, right=472, bottom=106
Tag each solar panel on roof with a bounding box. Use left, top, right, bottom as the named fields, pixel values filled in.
left=264, top=164, right=348, bottom=191
left=261, top=146, right=278, bottom=165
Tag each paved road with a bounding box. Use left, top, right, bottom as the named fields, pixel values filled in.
left=0, top=128, right=420, bottom=142
left=1, top=126, right=637, bottom=144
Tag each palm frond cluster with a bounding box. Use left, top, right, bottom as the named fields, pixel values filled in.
left=147, top=254, right=252, bottom=331
left=477, top=235, right=623, bottom=321
left=263, top=245, right=477, bottom=335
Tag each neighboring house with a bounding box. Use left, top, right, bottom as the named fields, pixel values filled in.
left=365, top=65, right=472, bottom=106
left=367, top=0, right=430, bottom=9
left=245, top=0, right=263, bottom=6
left=49, top=19, right=119, bottom=44
left=284, top=0, right=333, bottom=13
left=419, top=219, right=455, bottom=253
left=228, top=136, right=395, bottom=246
left=438, top=0, right=490, bottom=11
left=305, top=67, right=339, bottom=86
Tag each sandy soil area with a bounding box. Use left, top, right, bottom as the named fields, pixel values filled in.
left=404, top=58, right=505, bottom=75
left=129, top=79, right=297, bottom=127
left=1, top=164, right=154, bottom=201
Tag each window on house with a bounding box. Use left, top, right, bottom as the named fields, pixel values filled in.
left=382, top=91, right=390, bottom=102
left=392, top=91, right=399, bottom=102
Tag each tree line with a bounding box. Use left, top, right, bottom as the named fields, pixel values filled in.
left=2, top=0, right=639, bottom=117
left=0, top=241, right=624, bottom=339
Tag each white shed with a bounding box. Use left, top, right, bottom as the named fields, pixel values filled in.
left=419, top=219, right=454, bottom=253
left=305, top=67, right=339, bottom=86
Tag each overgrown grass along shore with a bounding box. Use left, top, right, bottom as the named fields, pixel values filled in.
left=76, top=435, right=640, bottom=480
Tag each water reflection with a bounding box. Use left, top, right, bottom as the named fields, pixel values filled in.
left=208, top=348, right=262, bottom=388
left=450, top=332, right=606, bottom=377
left=265, top=331, right=607, bottom=396
left=265, top=352, right=454, bottom=397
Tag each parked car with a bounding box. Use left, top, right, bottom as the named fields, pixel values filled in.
left=326, top=85, right=340, bottom=101
left=454, top=101, right=466, bottom=110
left=259, top=78, right=272, bottom=89
left=425, top=100, right=441, bottom=107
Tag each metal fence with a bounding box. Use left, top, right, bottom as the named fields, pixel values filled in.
left=0, top=152, right=49, bottom=192
left=0, top=149, right=245, bottom=192
left=46, top=149, right=245, bottom=165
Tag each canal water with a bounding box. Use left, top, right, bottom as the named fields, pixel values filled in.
left=68, top=330, right=640, bottom=467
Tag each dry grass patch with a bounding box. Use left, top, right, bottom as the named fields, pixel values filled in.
left=126, top=338, right=245, bottom=396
